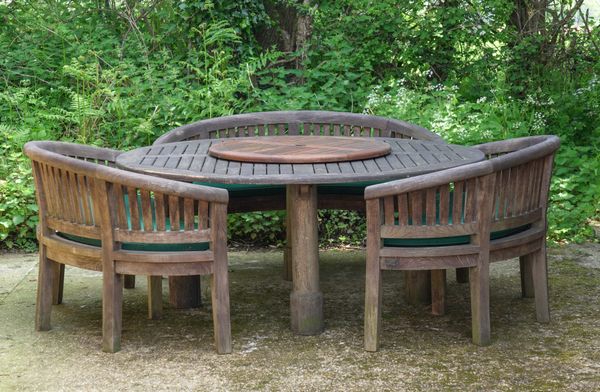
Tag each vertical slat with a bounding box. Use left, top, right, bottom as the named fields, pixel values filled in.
left=506, top=167, right=517, bottom=217
left=517, top=163, right=529, bottom=214
left=452, top=181, right=464, bottom=224
left=425, top=188, right=436, bottom=225
left=410, top=191, right=423, bottom=225
left=501, top=168, right=511, bottom=219
left=322, top=124, right=331, bottom=136
left=57, top=168, right=72, bottom=221
left=492, top=171, right=503, bottom=221
left=343, top=124, right=351, bottom=136
left=127, top=187, right=140, bottom=230
left=168, top=195, right=180, bottom=231
left=383, top=196, right=395, bottom=225
left=198, top=200, right=209, bottom=230
left=140, top=189, right=153, bottom=231
left=333, top=124, right=341, bottom=136
left=154, top=193, right=166, bottom=231
left=464, top=178, right=476, bottom=223
left=439, top=185, right=450, bottom=225
left=397, top=194, right=409, bottom=225
left=184, top=198, right=195, bottom=230
left=39, top=164, right=54, bottom=217
left=79, top=175, right=93, bottom=225
left=113, top=184, right=128, bottom=230
left=268, top=124, right=277, bottom=136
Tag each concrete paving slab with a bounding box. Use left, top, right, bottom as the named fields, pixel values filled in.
left=0, top=246, right=598, bottom=391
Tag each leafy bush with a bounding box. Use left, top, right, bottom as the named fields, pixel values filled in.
left=1, top=1, right=598, bottom=250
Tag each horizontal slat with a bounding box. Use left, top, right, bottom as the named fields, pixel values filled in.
left=42, top=234, right=102, bottom=260
left=47, top=218, right=101, bottom=239
left=380, top=223, right=477, bottom=239
left=490, top=226, right=544, bottom=251
left=491, top=208, right=542, bottom=231
left=379, top=244, right=480, bottom=258
left=115, top=261, right=213, bottom=276
left=113, top=229, right=211, bottom=244
left=112, top=249, right=214, bottom=263
left=381, top=254, right=478, bottom=270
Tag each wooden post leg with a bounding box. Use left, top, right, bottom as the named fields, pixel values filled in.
left=519, top=254, right=535, bottom=298
left=404, top=271, right=432, bottom=305
left=124, top=275, right=136, bottom=289
left=52, top=262, right=65, bottom=305
left=456, top=267, right=469, bottom=283
left=289, top=184, right=323, bottom=335
left=168, top=276, right=201, bottom=308
left=102, top=269, right=123, bottom=353
left=532, top=246, right=550, bottom=323
left=469, top=263, right=491, bottom=346
left=431, top=269, right=446, bottom=316
left=35, top=245, right=53, bottom=331
left=364, top=199, right=382, bottom=352
left=211, top=203, right=232, bottom=354
left=283, top=186, right=293, bottom=281
left=147, top=276, right=163, bottom=320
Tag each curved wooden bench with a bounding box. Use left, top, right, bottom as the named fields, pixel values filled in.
left=363, top=135, right=559, bottom=350
left=24, top=141, right=232, bottom=354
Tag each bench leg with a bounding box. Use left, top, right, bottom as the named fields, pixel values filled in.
left=147, top=276, right=163, bottom=320
left=102, top=269, right=123, bottom=353
left=469, top=262, right=491, bottom=346
left=35, top=245, right=54, bottom=331
left=124, top=274, right=136, bottom=289
left=519, top=255, right=535, bottom=298
left=532, top=246, right=550, bottom=323
left=431, top=269, right=446, bottom=316
left=52, top=262, right=65, bottom=305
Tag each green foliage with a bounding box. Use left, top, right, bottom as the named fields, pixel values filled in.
left=0, top=0, right=599, bottom=250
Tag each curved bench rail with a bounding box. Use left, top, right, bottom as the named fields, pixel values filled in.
left=153, top=111, right=444, bottom=145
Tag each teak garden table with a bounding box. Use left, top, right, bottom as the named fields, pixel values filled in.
left=117, top=136, right=485, bottom=335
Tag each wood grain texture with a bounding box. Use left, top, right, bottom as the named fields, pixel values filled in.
left=117, top=139, right=484, bottom=185
left=362, top=135, right=561, bottom=350
left=24, top=141, right=232, bottom=354
left=207, top=136, right=391, bottom=163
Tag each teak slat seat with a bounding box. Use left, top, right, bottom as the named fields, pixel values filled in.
left=24, top=141, right=232, bottom=354
left=363, top=135, right=559, bottom=351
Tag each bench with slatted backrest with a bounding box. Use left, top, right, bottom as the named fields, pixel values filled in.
left=363, top=135, right=559, bottom=351
left=24, top=141, right=232, bottom=354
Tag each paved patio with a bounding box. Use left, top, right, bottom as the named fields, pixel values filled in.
left=0, top=245, right=598, bottom=391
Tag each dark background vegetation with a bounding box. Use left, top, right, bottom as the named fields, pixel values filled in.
left=1, top=0, right=599, bottom=250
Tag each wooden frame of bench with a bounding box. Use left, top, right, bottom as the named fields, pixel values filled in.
left=363, top=135, right=560, bottom=350
left=24, top=141, right=232, bottom=354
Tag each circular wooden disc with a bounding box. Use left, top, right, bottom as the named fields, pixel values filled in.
left=208, top=136, right=391, bottom=163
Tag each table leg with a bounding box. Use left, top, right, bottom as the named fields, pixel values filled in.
left=404, top=271, right=431, bottom=305
left=288, top=184, right=323, bottom=335
left=283, top=186, right=293, bottom=281
left=169, top=276, right=202, bottom=308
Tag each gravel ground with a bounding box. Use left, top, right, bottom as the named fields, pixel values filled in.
left=0, top=244, right=598, bottom=391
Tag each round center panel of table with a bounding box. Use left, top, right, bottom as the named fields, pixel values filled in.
left=207, top=136, right=391, bottom=164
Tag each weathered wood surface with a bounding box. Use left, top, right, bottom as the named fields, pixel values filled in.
left=363, top=135, right=560, bottom=351
left=117, top=138, right=484, bottom=185
left=24, top=140, right=232, bottom=354
left=153, top=110, right=444, bottom=145
left=208, top=136, right=391, bottom=164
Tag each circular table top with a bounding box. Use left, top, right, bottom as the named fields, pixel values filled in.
left=117, top=138, right=485, bottom=185
left=207, top=136, right=391, bottom=164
